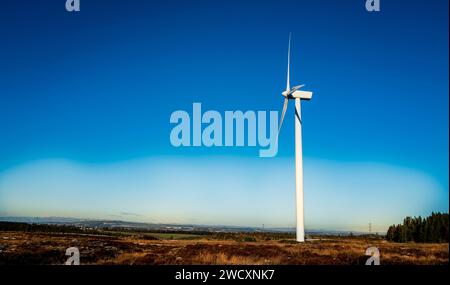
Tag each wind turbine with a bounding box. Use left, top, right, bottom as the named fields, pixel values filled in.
left=278, top=33, right=313, bottom=243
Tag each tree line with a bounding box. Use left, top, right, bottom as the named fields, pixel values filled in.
left=386, top=212, right=449, bottom=243
left=0, top=221, right=98, bottom=235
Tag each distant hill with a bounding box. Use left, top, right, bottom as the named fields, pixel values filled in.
left=0, top=216, right=372, bottom=236
left=0, top=216, right=82, bottom=224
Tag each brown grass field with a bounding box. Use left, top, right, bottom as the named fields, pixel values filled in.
left=0, top=231, right=448, bottom=265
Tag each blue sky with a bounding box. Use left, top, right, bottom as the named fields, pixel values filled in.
left=0, top=0, right=448, bottom=232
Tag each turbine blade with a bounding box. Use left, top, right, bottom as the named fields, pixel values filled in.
left=286, top=33, right=291, bottom=92
left=292, top=84, right=305, bottom=92
left=278, top=98, right=289, bottom=135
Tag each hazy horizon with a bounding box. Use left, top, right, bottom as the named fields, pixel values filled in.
left=0, top=212, right=406, bottom=234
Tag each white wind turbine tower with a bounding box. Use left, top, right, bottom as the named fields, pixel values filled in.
left=278, top=33, right=314, bottom=243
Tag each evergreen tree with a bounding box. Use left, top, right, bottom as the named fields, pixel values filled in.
left=385, top=212, right=448, bottom=243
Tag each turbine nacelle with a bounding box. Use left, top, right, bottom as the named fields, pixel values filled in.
left=292, top=90, right=313, bottom=100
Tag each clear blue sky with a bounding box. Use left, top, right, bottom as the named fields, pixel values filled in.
left=0, top=0, right=448, bottom=232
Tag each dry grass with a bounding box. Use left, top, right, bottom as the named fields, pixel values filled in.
left=0, top=231, right=447, bottom=265
left=191, top=252, right=283, bottom=265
